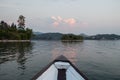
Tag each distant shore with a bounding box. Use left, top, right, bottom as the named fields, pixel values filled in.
left=61, top=40, right=83, bottom=42
left=0, top=40, right=31, bottom=42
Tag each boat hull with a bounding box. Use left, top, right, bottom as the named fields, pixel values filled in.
left=32, top=55, right=88, bottom=80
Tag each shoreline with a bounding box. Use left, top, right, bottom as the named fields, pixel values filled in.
left=61, top=40, right=83, bottom=42
left=0, top=40, right=31, bottom=42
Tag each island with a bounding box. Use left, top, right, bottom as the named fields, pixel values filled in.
left=61, top=34, right=83, bottom=41
left=0, top=15, right=33, bottom=42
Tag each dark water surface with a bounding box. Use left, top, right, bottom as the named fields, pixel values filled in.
left=0, top=40, right=120, bottom=80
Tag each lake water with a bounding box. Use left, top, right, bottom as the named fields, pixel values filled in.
left=0, top=40, right=120, bottom=80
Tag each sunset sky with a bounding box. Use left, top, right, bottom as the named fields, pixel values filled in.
left=0, top=0, right=120, bottom=35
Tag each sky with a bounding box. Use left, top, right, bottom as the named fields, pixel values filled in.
left=0, top=0, right=120, bottom=35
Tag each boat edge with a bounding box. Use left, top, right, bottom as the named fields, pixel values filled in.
left=31, top=55, right=88, bottom=80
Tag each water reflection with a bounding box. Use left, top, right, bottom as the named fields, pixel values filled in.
left=52, top=41, right=83, bottom=65
left=0, top=42, right=33, bottom=71
left=61, top=41, right=83, bottom=46
left=17, top=42, right=31, bottom=71
left=0, top=41, right=120, bottom=80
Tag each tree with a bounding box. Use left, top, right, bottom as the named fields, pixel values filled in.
left=9, top=23, right=17, bottom=31
left=26, top=28, right=33, bottom=39
left=17, top=15, right=25, bottom=30
left=0, top=21, right=8, bottom=29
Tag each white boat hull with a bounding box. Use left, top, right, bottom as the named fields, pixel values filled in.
left=32, top=55, right=88, bottom=80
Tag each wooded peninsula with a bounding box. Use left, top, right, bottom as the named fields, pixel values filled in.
left=0, top=21, right=32, bottom=40
left=0, top=15, right=33, bottom=41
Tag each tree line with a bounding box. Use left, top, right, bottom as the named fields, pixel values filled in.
left=0, top=21, right=32, bottom=40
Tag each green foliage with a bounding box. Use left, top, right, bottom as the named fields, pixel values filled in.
left=0, top=21, right=32, bottom=40
left=61, top=34, right=83, bottom=41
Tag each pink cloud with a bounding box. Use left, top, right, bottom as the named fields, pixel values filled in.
left=63, top=18, right=76, bottom=26
left=57, top=16, right=62, bottom=22
left=53, top=21, right=59, bottom=27
left=51, top=16, right=77, bottom=26
left=51, top=16, right=57, bottom=20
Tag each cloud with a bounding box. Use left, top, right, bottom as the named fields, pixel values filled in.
left=51, top=16, right=77, bottom=26
left=80, top=22, right=88, bottom=27
left=0, top=4, right=15, bottom=8
left=51, top=0, right=78, bottom=2
left=57, top=16, right=63, bottom=22
left=51, top=16, right=57, bottom=21
left=51, top=16, right=62, bottom=22
left=64, top=18, right=76, bottom=25
left=53, top=21, right=59, bottom=26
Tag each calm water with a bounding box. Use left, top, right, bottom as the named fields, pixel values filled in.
left=0, top=40, right=120, bottom=80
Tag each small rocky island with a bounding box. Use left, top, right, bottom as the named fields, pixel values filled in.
left=0, top=15, right=33, bottom=42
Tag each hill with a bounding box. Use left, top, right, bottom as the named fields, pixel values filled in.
left=85, top=34, right=120, bottom=40
left=32, top=33, right=63, bottom=40
left=32, top=33, right=120, bottom=40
